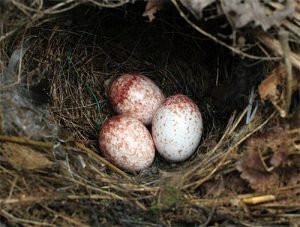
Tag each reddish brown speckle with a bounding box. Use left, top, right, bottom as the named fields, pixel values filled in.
left=99, top=115, right=155, bottom=172
left=152, top=94, right=203, bottom=162
left=110, top=75, right=136, bottom=106
left=109, top=74, right=165, bottom=125
left=163, top=94, right=199, bottom=115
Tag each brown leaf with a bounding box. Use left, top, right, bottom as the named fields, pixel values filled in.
left=258, top=65, right=299, bottom=112
left=237, top=139, right=280, bottom=192
left=142, top=0, right=164, bottom=22
left=258, top=65, right=285, bottom=102
left=201, top=173, right=247, bottom=198
left=1, top=143, right=52, bottom=170
left=265, top=126, right=300, bottom=167
left=201, top=178, right=224, bottom=198
left=281, top=164, right=300, bottom=187
left=237, top=125, right=300, bottom=192
left=267, top=127, right=291, bottom=167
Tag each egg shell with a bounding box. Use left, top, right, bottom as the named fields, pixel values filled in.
left=109, top=74, right=165, bottom=125
left=152, top=95, right=203, bottom=162
left=99, top=115, right=155, bottom=172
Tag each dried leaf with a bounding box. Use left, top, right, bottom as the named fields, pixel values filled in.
left=142, top=0, right=164, bottom=22
left=284, top=167, right=300, bottom=186
left=259, top=65, right=300, bottom=116
left=1, top=143, right=52, bottom=170
left=267, top=127, right=291, bottom=167
left=221, top=0, right=295, bottom=30
left=237, top=139, right=280, bottom=192
left=201, top=173, right=247, bottom=198
left=179, top=0, right=215, bottom=19
left=201, top=179, right=224, bottom=198
left=259, top=65, right=285, bottom=102
left=237, top=125, right=300, bottom=192
left=265, top=126, right=300, bottom=167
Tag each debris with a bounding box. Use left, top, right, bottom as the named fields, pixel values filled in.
left=201, top=173, right=248, bottom=198
left=179, top=0, right=215, bottom=19
left=258, top=64, right=299, bottom=116
left=237, top=140, right=280, bottom=192
left=1, top=143, right=52, bottom=170
left=0, top=46, right=59, bottom=139
left=143, top=0, right=164, bottom=22
left=237, top=125, right=300, bottom=192
left=246, top=88, right=258, bottom=124
left=259, top=65, right=285, bottom=102
left=221, top=0, right=295, bottom=30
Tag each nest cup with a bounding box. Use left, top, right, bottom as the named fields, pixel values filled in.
left=45, top=5, right=252, bottom=165
left=45, top=5, right=259, bottom=145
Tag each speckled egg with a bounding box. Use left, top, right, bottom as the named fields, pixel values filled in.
left=99, top=115, right=155, bottom=172
left=152, top=95, right=203, bottom=162
left=109, top=74, right=165, bottom=125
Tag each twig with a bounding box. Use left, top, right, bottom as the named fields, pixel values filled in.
left=184, top=111, right=276, bottom=190
left=42, top=205, right=90, bottom=227
left=0, top=135, right=131, bottom=180
left=183, top=112, right=238, bottom=180
left=238, top=194, right=276, bottom=205
left=171, top=0, right=281, bottom=61
left=87, top=0, right=130, bottom=8
left=75, top=142, right=132, bottom=181
left=0, top=209, right=54, bottom=226
left=0, top=194, right=122, bottom=205
left=8, top=176, right=18, bottom=200
left=0, top=135, right=53, bottom=148
left=279, top=29, right=293, bottom=117
left=257, top=33, right=300, bottom=70
left=183, top=108, right=247, bottom=183
left=0, top=28, right=18, bottom=43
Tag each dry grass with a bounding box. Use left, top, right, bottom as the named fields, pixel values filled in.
left=1, top=0, right=300, bottom=226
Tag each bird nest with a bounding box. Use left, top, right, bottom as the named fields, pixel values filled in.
left=1, top=0, right=300, bottom=226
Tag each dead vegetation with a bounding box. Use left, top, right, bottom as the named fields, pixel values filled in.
left=1, top=0, right=300, bottom=226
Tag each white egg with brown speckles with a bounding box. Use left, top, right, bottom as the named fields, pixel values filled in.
left=109, top=73, right=165, bottom=125
left=99, top=115, right=155, bottom=172
left=152, top=95, right=203, bottom=162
